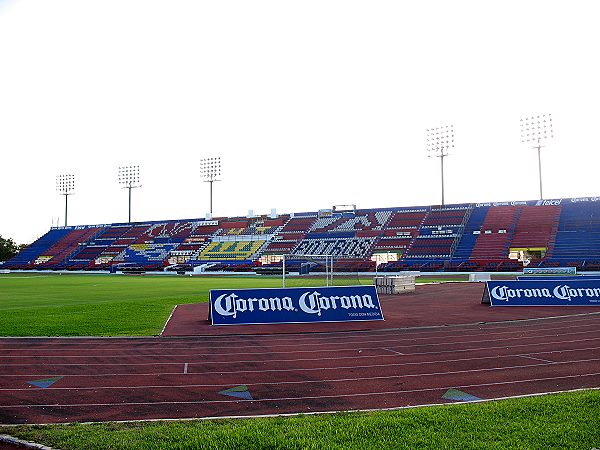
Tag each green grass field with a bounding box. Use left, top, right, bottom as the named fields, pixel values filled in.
left=0, top=272, right=464, bottom=336
left=0, top=273, right=267, bottom=336
left=2, top=390, right=599, bottom=449
left=0, top=273, right=380, bottom=336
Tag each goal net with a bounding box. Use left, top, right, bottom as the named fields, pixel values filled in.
left=280, top=254, right=370, bottom=288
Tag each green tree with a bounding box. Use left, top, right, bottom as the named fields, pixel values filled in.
left=0, top=235, right=22, bottom=261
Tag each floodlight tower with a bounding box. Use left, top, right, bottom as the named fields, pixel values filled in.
left=426, top=124, right=454, bottom=206
left=118, top=165, right=141, bottom=223
left=56, top=174, right=75, bottom=226
left=520, top=114, right=553, bottom=200
left=200, top=157, right=221, bottom=215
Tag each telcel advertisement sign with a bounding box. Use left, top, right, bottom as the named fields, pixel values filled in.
left=483, top=280, right=600, bottom=306
left=523, top=267, right=577, bottom=275
left=209, top=285, right=384, bottom=325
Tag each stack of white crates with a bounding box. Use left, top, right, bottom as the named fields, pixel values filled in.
left=468, top=273, right=491, bottom=282
left=374, top=275, right=416, bottom=295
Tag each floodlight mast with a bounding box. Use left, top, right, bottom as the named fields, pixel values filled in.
left=520, top=114, right=553, bottom=200
left=200, top=157, right=221, bottom=215
left=56, top=174, right=75, bottom=227
left=118, top=165, right=141, bottom=223
left=426, top=125, right=454, bottom=206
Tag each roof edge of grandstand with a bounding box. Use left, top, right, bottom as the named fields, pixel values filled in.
left=6, top=195, right=600, bottom=273
left=47, top=196, right=596, bottom=231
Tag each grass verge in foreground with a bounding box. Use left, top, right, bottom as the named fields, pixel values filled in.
left=2, top=390, right=599, bottom=450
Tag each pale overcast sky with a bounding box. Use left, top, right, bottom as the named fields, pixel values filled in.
left=1, top=0, right=599, bottom=244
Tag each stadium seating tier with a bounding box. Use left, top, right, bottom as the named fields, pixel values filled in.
left=6, top=198, right=600, bottom=272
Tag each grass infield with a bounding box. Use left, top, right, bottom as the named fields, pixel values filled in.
left=0, top=273, right=380, bottom=336
left=1, top=390, right=599, bottom=449
left=0, top=272, right=457, bottom=337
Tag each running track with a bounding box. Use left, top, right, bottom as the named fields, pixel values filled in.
left=0, top=283, right=599, bottom=424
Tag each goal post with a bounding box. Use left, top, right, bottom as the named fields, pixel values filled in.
left=281, top=254, right=334, bottom=288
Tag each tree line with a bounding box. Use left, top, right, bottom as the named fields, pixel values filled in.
left=0, top=235, right=26, bottom=262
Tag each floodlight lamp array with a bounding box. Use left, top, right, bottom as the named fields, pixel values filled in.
left=520, top=113, right=553, bottom=143
left=56, top=174, right=75, bottom=194
left=426, top=125, right=454, bottom=157
left=118, top=165, right=141, bottom=186
left=200, top=157, right=221, bottom=181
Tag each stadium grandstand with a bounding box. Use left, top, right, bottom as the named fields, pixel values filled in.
left=3, top=197, right=600, bottom=273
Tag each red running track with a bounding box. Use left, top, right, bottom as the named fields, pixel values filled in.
left=0, top=283, right=599, bottom=424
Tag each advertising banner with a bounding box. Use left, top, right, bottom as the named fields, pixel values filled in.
left=483, top=280, right=600, bottom=306
left=209, top=285, right=384, bottom=325
left=523, top=267, right=577, bottom=275
left=517, top=276, right=600, bottom=281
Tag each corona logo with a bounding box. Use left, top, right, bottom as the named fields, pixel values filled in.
left=552, top=285, right=600, bottom=302
left=490, top=285, right=552, bottom=302
left=210, top=286, right=383, bottom=325
left=213, top=293, right=294, bottom=318
left=298, top=291, right=377, bottom=316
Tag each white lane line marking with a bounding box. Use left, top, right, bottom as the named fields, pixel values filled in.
left=384, top=348, right=404, bottom=355
left=4, top=322, right=600, bottom=354
left=2, top=342, right=600, bottom=372
left=1, top=357, right=597, bottom=392
left=0, top=313, right=600, bottom=351
left=3, top=336, right=599, bottom=363
left=1, top=372, right=599, bottom=408
left=160, top=305, right=179, bottom=336
left=518, top=355, right=555, bottom=364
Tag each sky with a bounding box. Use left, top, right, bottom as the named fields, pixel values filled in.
left=1, top=1, right=600, bottom=244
